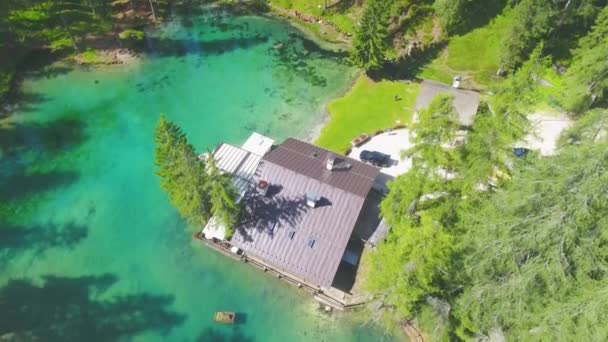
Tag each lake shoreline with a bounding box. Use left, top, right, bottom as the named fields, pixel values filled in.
left=307, top=70, right=361, bottom=144
left=1, top=2, right=349, bottom=118
left=1, top=9, right=397, bottom=341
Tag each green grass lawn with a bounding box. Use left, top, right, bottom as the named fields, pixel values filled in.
left=419, top=9, right=514, bottom=89
left=268, top=0, right=361, bottom=35
left=315, top=75, right=419, bottom=153
left=534, top=66, right=566, bottom=113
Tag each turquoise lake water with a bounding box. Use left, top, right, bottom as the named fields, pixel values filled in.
left=0, top=8, right=399, bottom=342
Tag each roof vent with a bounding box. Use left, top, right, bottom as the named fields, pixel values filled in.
left=257, top=179, right=269, bottom=196
left=452, top=75, right=462, bottom=88
left=326, top=156, right=335, bottom=171
left=305, top=192, right=320, bottom=208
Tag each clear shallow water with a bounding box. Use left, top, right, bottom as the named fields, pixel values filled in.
left=0, top=8, right=398, bottom=342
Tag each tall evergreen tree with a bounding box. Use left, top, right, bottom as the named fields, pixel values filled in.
left=498, top=0, right=552, bottom=71
left=434, top=0, right=464, bottom=33
left=493, top=45, right=549, bottom=141
left=351, top=0, right=392, bottom=71
left=368, top=93, right=462, bottom=322
left=560, top=5, right=608, bottom=113
left=367, top=212, right=453, bottom=318
left=207, top=157, right=241, bottom=239
left=154, top=114, right=211, bottom=227
left=405, top=93, right=461, bottom=172
left=459, top=103, right=512, bottom=192
left=454, top=141, right=608, bottom=340
left=499, top=0, right=603, bottom=72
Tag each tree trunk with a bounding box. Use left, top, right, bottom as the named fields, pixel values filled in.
left=148, top=0, right=157, bottom=21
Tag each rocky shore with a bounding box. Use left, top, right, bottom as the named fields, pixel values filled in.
left=74, top=48, right=140, bottom=66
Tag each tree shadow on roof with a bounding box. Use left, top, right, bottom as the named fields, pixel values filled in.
left=0, top=274, right=185, bottom=341
left=235, top=188, right=310, bottom=242
left=241, top=193, right=309, bottom=230
left=265, top=184, right=283, bottom=197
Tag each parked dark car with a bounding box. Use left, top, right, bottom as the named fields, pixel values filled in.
left=359, top=150, right=391, bottom=167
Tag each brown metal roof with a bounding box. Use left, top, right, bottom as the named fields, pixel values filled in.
left=262, top=138, right=379, bottom=198
left=230, top=139, right=379, bottom=286
left=415, top=80, right=481, bottom=126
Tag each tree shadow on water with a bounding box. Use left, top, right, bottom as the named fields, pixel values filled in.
left=0, top=274, right=185, bottom=341
left=145, top=35, right=269, bottom=58
left=0, top=222, right=88, bottom=266
left=16, top=48, right=75, bottom=80
left=0, top=117, right=87, bottom=221
left=0, top=116, right=87, bottom=203
left=0, top=170, right=79, bottom=203
left=195, top=327, right=255, bottom=342
left=0, top=117, right=88, bottom=154
left=1, top=92, right=49, bottom=115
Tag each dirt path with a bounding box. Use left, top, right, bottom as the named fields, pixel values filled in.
left=402, top=320, right=425, bottom=342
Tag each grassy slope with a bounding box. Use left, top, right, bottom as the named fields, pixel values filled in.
left=315, top=75, right=419, bottom=153
left=535, top=66, right=566, bottom=113
left=419, top=9, right=514, bottom=89
left=269, top=0, right=361, bottom=34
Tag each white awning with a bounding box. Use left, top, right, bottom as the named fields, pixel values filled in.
left=212, top=143, right=262, bottom=200
left=201, top=216, right=226, bottom=241
left=241, top=132, right=274, bottom=156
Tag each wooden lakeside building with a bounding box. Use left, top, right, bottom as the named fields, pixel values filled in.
left=196, top=133, right=389, bottom=310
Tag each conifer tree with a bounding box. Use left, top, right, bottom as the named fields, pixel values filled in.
left=154, top=114, right=211, bottom=227
left=208, top=157, right=241, bottom=239
left=351, top=0, right=391, bottom=71
left=561, top=5, right=608, bottom=113
left=454, top=141, right=608, bottom=340
left=405, top=93, right=461, bottom=172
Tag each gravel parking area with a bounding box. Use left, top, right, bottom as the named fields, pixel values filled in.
left=348, top=129, right=413, bottom=178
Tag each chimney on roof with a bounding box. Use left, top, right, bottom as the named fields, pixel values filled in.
left=326, top=156, right=335, bottom=171
left=257, top=179, right=269, bottom=196
left=306, top=192, right=320, bottom=208
left=452, top=75, right=462, bottom=88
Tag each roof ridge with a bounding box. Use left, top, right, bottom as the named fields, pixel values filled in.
left=262, top=160, right=373, bottom=199
left=281, top=138, right=377, bottom=179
